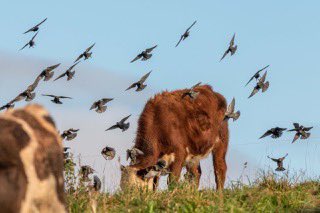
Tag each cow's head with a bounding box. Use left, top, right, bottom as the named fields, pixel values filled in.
left=120, top=166, right=155, bottom=190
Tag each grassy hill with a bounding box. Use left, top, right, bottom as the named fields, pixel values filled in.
left=66, top=170, right=320, bottom=212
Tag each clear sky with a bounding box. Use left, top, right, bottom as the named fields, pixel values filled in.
left=1, top=1, right=320, bottom=190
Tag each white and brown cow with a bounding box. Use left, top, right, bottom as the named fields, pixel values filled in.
left=0, top=104, right=66, bottom=213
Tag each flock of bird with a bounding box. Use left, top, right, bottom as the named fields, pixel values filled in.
left=1, top=18, right=312, bottom=188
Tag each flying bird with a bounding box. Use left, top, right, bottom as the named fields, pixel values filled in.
left=224, top=97, right=240, bottom=121
left=0, top=102, right=15, bottom=111
left=11, top=78, right=40, bottom=103
left=130, top=45, right=157, bottom=63
left=90, top=98, right=113, bottom=113
left=259, top=127, right=287, bottom=139
left=248, top=71, right=269, bottom=98
left=23, top=18, right=47, bottom=34
left=80, top=165, right=95, bottom=181
left=36, top=63, right=61, bottom=81
left=182, top=82, right=201, bottom=100
left=126, top=147, right=144, bottom=165
left=245, top=65, right=270, bottom=86
left=220, top=33, right=237, bottom=61
left=288, top=123, right=313, bottom=143
left=101, top=146, right=116, bottom=160
left=106, top=115, right=131, bottom=132
left=54, top=62, right=80, bottom=81
left=268, top=154, right=288, bottom=171
left=93, top=175, right=102, bottom=191
left=175, top=21, right=197, bottom=47
left=42, top=94, right=72, bottom=104
left=61, top=128, right=79, bottom=141
left=126, top=71, right=152, bottom=92
left=20, top=32, right=39, bottom=50
left=74, top=43, right=95, bottom=63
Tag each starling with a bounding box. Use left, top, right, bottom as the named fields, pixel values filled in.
left=126, top=71, right=152, bottom=92
left=130, top=45, right=157, bottom=63
left=106, top=115, right=131, bottom=132
left=268, top=154, right=288, bottom=171
left=248, top=71, right=269, bottom=98
left=23, top=18, right=47, bottom=34
left=259, top=127, right=287, bottom=139
left=90, top=98, right=113, bottom=113
left=245, top=65, right=270, bottom=86
left=42, top=94, right=72, bottom=104
left=101, top=146, right=116, bottom=160
left=54, top=62, right=80, bottom=81
left=224, top=97, right=240, bottom=121
left=61, top=128, right=79, bottom=141
left=288, top=123, right=313, bottom=143
left=182, top=82, right=201, bottom=100
left=220, top=33, right=237, bottom=61
left=20, top=32, right=39, bottom=50
left=74, top=43, right=95, bottom=63
left=175, top=21, right=197, bottom=47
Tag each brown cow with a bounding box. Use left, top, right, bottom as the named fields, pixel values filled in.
left=120, top=85, right=229, bottom=190
left=0, top=104, right=66, bottom=213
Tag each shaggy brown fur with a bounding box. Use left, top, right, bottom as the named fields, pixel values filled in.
left=121, top=85, right=229, bottom=190
left=0, top=104, right=66, bottom=213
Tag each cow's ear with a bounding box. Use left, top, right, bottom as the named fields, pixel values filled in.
left=120, top=165, right=126, bottom=172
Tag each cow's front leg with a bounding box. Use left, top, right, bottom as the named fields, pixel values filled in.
left=212, top=149, right=227, bottom=191
left=185, top=162, right=202, bottom=188
left=167, top=157, right=184, bottom=187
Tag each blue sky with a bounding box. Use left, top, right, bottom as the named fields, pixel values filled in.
left=1, top=1, right=320, bottom=189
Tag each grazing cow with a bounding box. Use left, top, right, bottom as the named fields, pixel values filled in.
left=0, top=104, right=66, bottom=213
left=120, top=85, right=229, bottom=191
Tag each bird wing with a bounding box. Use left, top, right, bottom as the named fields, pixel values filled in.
left=248, top=87, right=259, bottom=98
left=126, top=82, right=138, bottom=91
left=101, top=98, right=113, bottom=104
left=227, top=98, right=236, bottom=114
left=267, top=156, right=278, bottom=163
left=230, top=33, right=236, bottom=46
left=85, top=43, right=95, bottom=53
left=130, top=54, right=142, bottom=63
left=11, top=93, right=25, bottom=103
left=20, top=42, right=29, bottom=51
left=139, top=71, right=152, bottom=83
left=257, top=65, right=270, bottom=72
left=53, top=72, right=67, bottom=81
left=303, top=127, right=313, bottom=131
left=67, top=61, right=81, bottom=72
left=90, top=102, right=98, bottom=110
left=259, top=130, right=272, bottom=139
left=27, top=77, right=41, bottom=92
left=74, top=54, right=83, bottom=63
left=42, top=94, right=56, bottom=98
left=23, top=18, right=47, bottom=34
left=145, top=45, right=157, bottom=53
left=35, top=18, right=47, bottom=27
left=191, top=82, right=202, bottom=89
left=59, top=96, right=72, bottom=99
left=69, top=128, right=79, bottom=132
left=220, top=49, right=229, bottom=61
left=245, top=72, right=259, bottom=86
left=292, top=133, right=300, bottom=143
left=259, top=71, right=267, bottom=83
left=46, top=63, right=60, bottom=70
left=120, top=115, right=131, bottom=123
left=293, top=123, right=300, bottom=129
left=31, top=32, right=39, bottom=41
left=175, top=36, right=184, bottom=47
left=106, top=125, right=119, bottom=131
left=186, top=20, right=197, bottom=32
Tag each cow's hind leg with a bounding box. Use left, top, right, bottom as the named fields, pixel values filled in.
left=167, top=155, right=185, bottom=188
left=212, top=121, right=228, bottom=191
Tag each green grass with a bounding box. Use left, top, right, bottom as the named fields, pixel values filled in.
left=65, top=170, right=320, bottom=212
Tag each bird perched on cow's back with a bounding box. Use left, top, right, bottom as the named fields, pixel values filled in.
left=182, top=82, right=201, bottom=100
left=126, top=147, right=144, bottom=165
left=176, top=20, right=197, bottom=47
left=20, top=32, right=39, bottom=50
left=130, top=45, right=157, bottom=63
left=248, top=71, right=269, bottom=98
left=90, top=98, right=113, bottom=113
left=126, top=71, right=152, bottom=92
left=268, top=154, right=288, bottom=171
left=106, top=115, right=131, bottom=132
left=36, top=63, right=61, bottom=82
left=101, top=146, right=116, bottom=160
left=259, top=127, right=287, bottom=139
left=80, top=165, right=95, bottom=181
left=42, top=94, right=72, bottom=104
left=23, top=18, right=47, bottom=34
left=74, top=43, right=95, bottom=63
left=245, top=65, right=270, bottom=86
left=54, top=62, right=80, bottom=81
left=224, top=97, right=240, bottom=122
left=61, top=128, right=79, bottom=141
left=288, top=123, right=313, bottom=143
left=220, top=33, right=237, bottom=61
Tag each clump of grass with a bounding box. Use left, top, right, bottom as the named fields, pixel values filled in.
left=64, top=158, right=320, bottom=212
